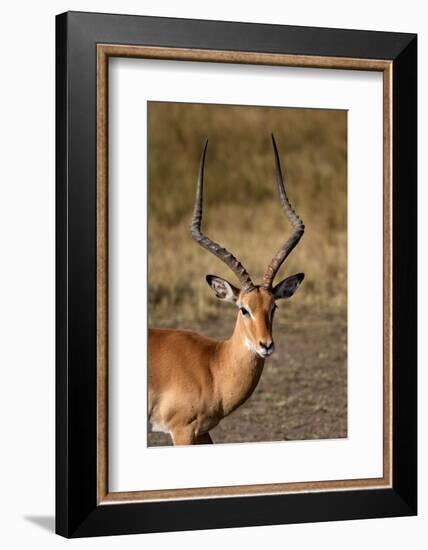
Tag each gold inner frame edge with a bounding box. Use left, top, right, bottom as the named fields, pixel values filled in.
left=96, top=44, right=393, bottom=505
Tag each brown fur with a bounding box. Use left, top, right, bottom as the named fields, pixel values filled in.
left=148, top=288, right=276, bottom=445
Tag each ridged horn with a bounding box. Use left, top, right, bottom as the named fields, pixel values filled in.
left=262, top=135, right=305, bottom=289
left=190, top=140, right=255, bottom=292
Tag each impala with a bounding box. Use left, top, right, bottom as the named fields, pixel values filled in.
left=148, top=135, right=305, bottom=445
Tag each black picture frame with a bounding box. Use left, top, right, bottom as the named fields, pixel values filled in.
left=56, top=11, right=417, bottom=538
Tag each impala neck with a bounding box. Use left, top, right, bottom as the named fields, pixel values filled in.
left=215, top=315, right=265, bottom=417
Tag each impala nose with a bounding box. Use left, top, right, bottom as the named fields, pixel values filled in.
left=259, top=341, right=274, bottom=356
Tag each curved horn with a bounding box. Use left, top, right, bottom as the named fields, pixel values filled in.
left=190, top=140, right=255, bottom=292
left=262, top=135, right=305, bottom=289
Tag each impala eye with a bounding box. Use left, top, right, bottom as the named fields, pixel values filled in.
left=240, top=307, right=250, bottom=318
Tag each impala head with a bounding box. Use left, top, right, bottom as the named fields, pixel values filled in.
left=190, top=135, right=305, bottom=359
left=205, top=274, right=304, bottom=357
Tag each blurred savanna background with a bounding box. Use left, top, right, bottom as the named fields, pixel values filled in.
left=147, top=101, right=347, bottom=446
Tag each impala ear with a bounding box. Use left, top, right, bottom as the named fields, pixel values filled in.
left=273, top=273, right=305, bottom=300
left=206, top=275, right=240, bottom=304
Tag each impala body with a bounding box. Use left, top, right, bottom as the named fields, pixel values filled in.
left=148, top=136, right=305, bottom=445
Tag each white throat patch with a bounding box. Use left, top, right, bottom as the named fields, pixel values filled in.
left=244, top=337, right=257, bottom=354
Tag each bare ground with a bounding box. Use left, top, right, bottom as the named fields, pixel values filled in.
left=148, top=313, right=347, bottom=446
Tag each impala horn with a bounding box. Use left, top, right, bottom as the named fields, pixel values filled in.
left=262, top=135, right=305, bottom=289
left=190, top=140, right=255, bottom=292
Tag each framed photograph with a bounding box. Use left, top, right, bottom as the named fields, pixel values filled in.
left=56, top=11, right=417, bottom=537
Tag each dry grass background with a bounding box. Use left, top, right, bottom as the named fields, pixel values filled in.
left=147, top=101, right=347, bottom=445
left=148, top=102, right=347, bottom=327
